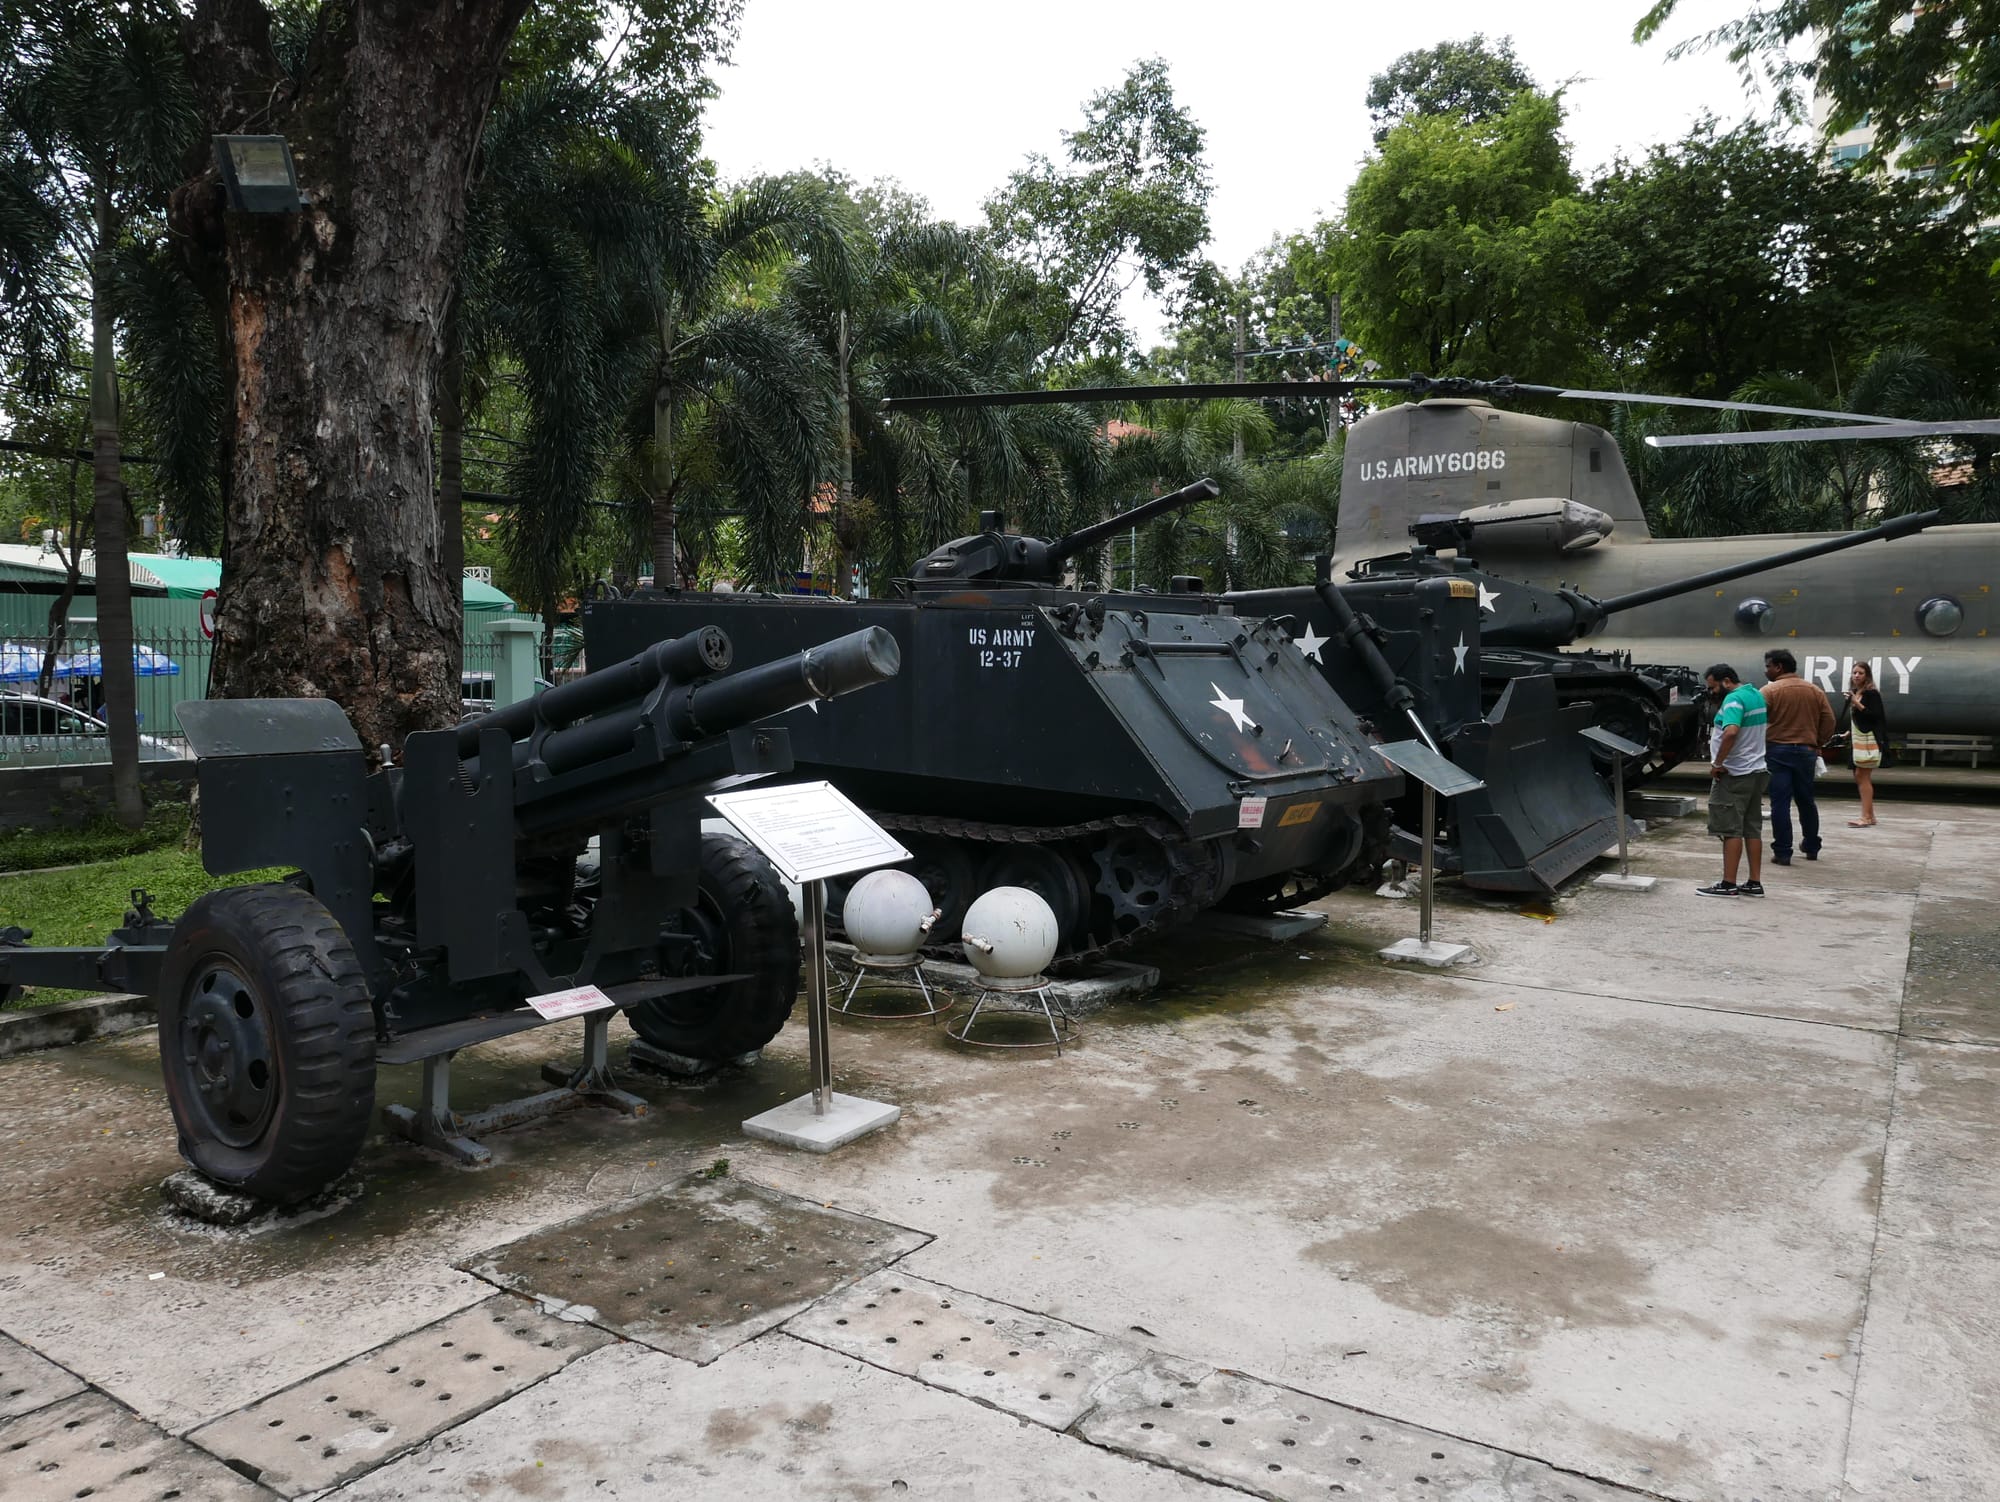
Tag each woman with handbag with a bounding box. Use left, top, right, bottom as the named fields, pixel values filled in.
left=1844, top=662, right=1887, bottom=827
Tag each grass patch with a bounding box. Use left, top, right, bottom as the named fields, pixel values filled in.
left=0, top=804, right=192, bottom=874
left=1, top=845, right=283, bottom=1008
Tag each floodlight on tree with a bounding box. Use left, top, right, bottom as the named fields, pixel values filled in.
left=214, top=135, right=305, bottom=214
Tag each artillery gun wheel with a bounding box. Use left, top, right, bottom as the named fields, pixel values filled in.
left=156, top=885, right=376, bottom=1205
left=626, top=832, right=800, bottom=1072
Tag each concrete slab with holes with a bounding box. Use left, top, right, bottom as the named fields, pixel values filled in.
left=183, top=1297, right=605, bottom=1497
left=1, top=1390, right=272, bottom=1501
left=783, top=1269, right=1150, bottom=1427
left=0, top=1331, right=85, bottom=1422
left=456, top=1176, right=929, bottom=1364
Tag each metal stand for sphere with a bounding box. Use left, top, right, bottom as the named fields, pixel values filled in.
left=944, top=974, right=1075, bottom=1055
left=830, top=954, right=950, bottom=1022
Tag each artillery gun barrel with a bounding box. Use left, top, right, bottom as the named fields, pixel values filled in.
left=672, top=625, right=902, bottom=738
left=498, top=627, right=901, bottom=836
left=1590, top=509, right=1940, bottom=620
left=1047, top=478, right=1220, bottom=565
left=455, top=626, right=732, bottom=758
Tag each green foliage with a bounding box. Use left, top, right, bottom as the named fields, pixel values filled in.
left=1561, top=117, right=2000, bottom=396
left=0, top=845, right=283, bottom=1007
left=1366, top=34, right=1537, bottom=143
left=1616, top=347, right=1956, bottom=535
left=1636, top=0, right=2000, bottom=229
left=984, top=59, right=1212, bottom=365
left=1104, top=401, right=1332, bottom=591
left=0, top=801, right=189, bottom=874
left=1328, top=90, right=1582, bottom=380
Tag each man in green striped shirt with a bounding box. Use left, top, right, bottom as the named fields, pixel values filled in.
left=1699, top=664, right=1769, bottom=897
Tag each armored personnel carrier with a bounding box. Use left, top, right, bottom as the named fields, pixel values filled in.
left=585, top=480, right=1404, bottom=964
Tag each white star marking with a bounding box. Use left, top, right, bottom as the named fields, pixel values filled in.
left=1292, top=623, right=1329, bottom=663
left=1208, top=682, right=1254, bottom=734
left=1476, top=582, right=1501, bottom=614
left=1452, top=634, right=1469, bottom=674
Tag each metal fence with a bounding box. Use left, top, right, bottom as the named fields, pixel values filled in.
left=0, top=625, right=213, bottom=768
left=2, top=617, right=546, bottom=771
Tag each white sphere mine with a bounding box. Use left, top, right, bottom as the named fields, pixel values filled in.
left=843, top=869, right=936, bottom=961
left=960, top=886, right=1059, bottom=980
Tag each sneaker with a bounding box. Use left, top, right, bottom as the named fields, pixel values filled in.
left=1739, top=881, right=1766, bottom=897
left=1696, top=880, right=1740, bottom=897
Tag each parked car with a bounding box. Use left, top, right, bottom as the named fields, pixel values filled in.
left=0, top=692, right=194, bottom=768
left=460, top=671, right=553, bottom=721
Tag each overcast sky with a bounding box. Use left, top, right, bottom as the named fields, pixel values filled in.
left=701, top=0, right=1782, bottom=347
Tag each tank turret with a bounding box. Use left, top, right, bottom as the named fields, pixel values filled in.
left=912, top=478, right=1220, bottom=584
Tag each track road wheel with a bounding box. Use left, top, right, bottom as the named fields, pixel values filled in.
left=627, top=831, right=801, bottom=1073
left=156, top=884, right=376, bottom=1205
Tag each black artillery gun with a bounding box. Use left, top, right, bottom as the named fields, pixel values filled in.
left=0, top=623, right=899, bottom=1205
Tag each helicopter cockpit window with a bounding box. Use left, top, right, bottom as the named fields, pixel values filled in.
left=1735, top=598, right=1776, bottom=634
left=1917, top=596, right=1963, bottom=638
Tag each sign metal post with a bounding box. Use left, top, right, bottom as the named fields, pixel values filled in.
left=1371, top=739, right=1486, bottom=967
left=1580, top=726, right=1656, bottom=891
left=707, top=781, right=912, bottom=1149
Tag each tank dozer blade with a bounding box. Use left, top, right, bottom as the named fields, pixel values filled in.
left=1404, top=675, right=1620, bottom=895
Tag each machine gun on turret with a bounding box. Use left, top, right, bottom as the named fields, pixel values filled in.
left=911, top=478, right=1221, bottom=585
left=0, top=624, right=900, bottom=1206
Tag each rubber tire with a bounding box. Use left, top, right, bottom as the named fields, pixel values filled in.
left=156, top=884, right=376, bottom=1205
left=626, top=831, right=801, bottom=1066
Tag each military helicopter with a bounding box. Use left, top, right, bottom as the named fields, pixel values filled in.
left=890, top=377, right=1993, bottom=755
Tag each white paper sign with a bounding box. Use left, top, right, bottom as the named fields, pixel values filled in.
left=525, top=983, right=616, bottom=1020
left=1237, top=796, right=1269, bottom=830
left=707, top=780, right=911, bottom=885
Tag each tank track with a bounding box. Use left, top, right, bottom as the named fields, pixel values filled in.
left=862, top=810, right=1224, bottom=973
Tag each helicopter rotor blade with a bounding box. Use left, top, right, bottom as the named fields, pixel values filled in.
left=879, top=380, right=1413, bottom=413
left=1647, top=419, right=2000, bottom=448
left=881, top=375, right=1907, bottom=426
left=1525, top=387, right=1907, bottom=425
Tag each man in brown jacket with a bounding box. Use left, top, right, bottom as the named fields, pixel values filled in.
left=1762, top=648, right=1837, bottom=865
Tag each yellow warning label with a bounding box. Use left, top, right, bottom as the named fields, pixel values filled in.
left=1447, top=579, right=1476, bottom=598
left=1278, top=801, right=1322, bottom=827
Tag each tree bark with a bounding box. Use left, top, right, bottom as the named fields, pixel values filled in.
left=649, top=306, right=679, bottom=588
left=832, top=308, right=854, bottom=598
left=91, top=179, right=145, bottom=828
left=439, top=289, right=465, bottom=651
left=180, top=1, right=526, bottom=757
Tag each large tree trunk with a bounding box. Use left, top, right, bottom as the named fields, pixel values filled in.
left=91, top=180, right=145, bottom=829
left=439, top=291, right=466, bottom=632
left=180, top=2, right=526, bottom=757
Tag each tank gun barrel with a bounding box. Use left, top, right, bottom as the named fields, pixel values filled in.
left=1047, top=478, right=1220, bottom=564
left=1589, top=509, right=1940, bottom=620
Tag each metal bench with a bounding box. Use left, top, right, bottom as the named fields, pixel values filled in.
left=1898, top=733, right=1995, bottom=769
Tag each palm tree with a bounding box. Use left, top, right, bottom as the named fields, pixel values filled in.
left=624, top=174, right=847, bottom=590
left=3, top=0, right=200, bottom=826
left=1102, top=399, right=1330, bottom=590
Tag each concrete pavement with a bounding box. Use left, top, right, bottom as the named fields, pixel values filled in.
left=0, top=793, right=1993, bottom=1500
